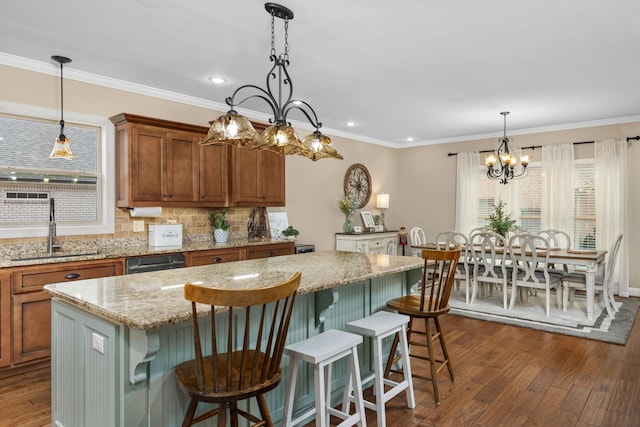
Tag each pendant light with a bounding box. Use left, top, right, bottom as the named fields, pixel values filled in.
left=49, top=55, right=74, bottom=160
left=485, top=112, right=529, bottom=184
left=201, top=3, right=342, bottom=161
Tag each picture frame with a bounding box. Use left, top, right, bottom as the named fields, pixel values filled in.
left=361, top=211, right=375, bottom=228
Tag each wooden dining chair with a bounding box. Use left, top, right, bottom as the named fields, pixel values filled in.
left=385, top=247, right=461, bottom=405
left=562, top=233, right=623, bottom=318
left=175, top=272, right=302, bottom=427
left=468, top=230, right=510, bottom=308
left=508, top=233, right=563, bottom=316
left=435, top=230, right=472, bottom=303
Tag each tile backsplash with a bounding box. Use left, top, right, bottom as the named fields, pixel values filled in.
left=0, top=207, right=253, bottom=245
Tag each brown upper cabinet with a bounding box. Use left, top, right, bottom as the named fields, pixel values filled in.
left=230, top=145, right=286, bottom=206
left=110, top=114, right=284, bottom=208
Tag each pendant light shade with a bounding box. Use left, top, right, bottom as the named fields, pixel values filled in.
left=201, top=111, right=260, bottom=147
left=301, top=131, right=344, bottom=161
left=49, top=55, right=74, bottom=160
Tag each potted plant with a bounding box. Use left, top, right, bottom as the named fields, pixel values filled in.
left=209, top=209, right=230, bottom=243
left=281, top=226, right=300, bottom=240
left=487, top=200, right=519, bottom=240
left=337, top=195, right=359, bottom=233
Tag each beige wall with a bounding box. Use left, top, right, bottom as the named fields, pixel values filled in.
left=1, top=64, right=638, bottom=290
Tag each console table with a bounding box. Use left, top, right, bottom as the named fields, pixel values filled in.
left=335, top=231, right=398, bottom=255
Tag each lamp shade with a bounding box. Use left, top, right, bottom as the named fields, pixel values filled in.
left=201, top=112, right=259, bottom=146
left=376, top=193, right=389, bottom=209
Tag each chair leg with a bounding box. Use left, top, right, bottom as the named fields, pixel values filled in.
left=433, top=316, right=454, bottom=381
left=182, top=398, right=198, bottom=427
left=217, top=403, right=226, bottom=427
left=423, top=317, right=440, bottom=405
left=229, top=402, right=239, bottom=427
left=256, top=394, right=273, bottom=427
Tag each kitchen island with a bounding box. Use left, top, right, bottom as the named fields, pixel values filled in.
left=44, top=251, right=423, bottom=427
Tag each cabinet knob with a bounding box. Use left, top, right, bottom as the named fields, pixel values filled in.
left=64, top=273, right=81, bottom=280
left=212, top=257, right=222, bottom=263
left=266, top=251, right=274, bottom=257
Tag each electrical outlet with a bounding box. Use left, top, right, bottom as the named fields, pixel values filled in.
left=92, top=332, right=105, bottom=354
left=133, top=220, right=145, bottom=232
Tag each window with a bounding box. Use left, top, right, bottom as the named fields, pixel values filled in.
left=0, top=102, right=114, bottom=238
left=472, top=160, right=596, bottom=247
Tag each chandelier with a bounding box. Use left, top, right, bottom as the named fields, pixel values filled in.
left=49, top=55, right=74, bottom=160
left=201, top=3, right=343, bottom=161
left=484, top=112, right=529, bottom=184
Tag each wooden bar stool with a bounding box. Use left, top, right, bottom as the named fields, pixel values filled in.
left=283, top=329, right=366, bottom=427
left=345, top=311, right=415, bottom=427
left=386, top=247, right=461, bottom=405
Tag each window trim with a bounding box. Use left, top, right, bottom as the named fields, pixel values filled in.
left=0, top=101, right=114, bottom=238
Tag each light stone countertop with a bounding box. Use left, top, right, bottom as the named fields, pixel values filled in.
left=44, top=251, right=423, bottom=330
left=0, top=238, right=293, bottom=268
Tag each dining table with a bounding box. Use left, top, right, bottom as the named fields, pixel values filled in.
left=411, top=244, right=608, bottom=321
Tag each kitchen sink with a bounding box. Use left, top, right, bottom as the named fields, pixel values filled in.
left=10, top=251, right=100, bottom=261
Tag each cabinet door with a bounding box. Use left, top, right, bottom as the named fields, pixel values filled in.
left=232, top=148, right=285, bottom=206
left=165, top=132, right=199, bottom=202
left=198, top=143, right=229, bottom=205
left=131, top=126, right=165, bottom=202
left=259, top=150, right=286, bottom=204
left=0, top=271, right=9, bottom=368
left=12, top=290, right=51, bottom=365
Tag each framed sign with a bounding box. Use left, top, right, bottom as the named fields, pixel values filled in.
left=361, top=211, right=375, bottom=228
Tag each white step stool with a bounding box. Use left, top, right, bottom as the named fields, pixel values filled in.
left=345, top=311, right=415, bottom=427
left=283, top=329, right=366, bottom=427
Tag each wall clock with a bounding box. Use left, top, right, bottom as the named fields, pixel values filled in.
left=343, top=163, right=372, bottom=208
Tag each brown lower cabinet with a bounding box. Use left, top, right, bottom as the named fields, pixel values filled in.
left=7, top=258, right=125, bottom=369
left=1, top=242, right=295, bottom=372
left=184, top=242, right=295, bottom=266
left=0, top=270, right=9, bottom=368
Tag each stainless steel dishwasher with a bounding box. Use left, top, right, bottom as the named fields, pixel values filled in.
left=125, top=253, right=185, bottom=274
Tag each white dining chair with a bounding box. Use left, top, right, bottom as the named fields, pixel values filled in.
left=539, top=229, right=572, bottom=273
left=562, top=233, right=623, bottom=318
left=435, top=230, right=472, bottom=304
left=469, top=230, right=510, bottom=308
left=508, top=233, right=563, bottom=316
left=410, top=227, right=427, bottom=257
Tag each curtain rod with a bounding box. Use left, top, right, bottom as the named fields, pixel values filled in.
left=447, top=135, right=640, bottom=157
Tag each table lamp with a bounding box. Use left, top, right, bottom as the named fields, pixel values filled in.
left=376, top=193, right=389, bottom=231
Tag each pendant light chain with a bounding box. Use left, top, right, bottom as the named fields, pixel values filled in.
left=59, top=60, right=65, bottom=130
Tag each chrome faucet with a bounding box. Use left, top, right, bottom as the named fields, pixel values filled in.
left=48, top=197, right=61, bottom=254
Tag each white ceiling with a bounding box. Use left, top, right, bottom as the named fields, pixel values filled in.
left=2, top=0, right=640, bottom=148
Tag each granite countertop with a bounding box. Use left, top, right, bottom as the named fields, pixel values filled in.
left=0, top=238, right=292, bottom=268
left=44, top=251, right=423, bottom=330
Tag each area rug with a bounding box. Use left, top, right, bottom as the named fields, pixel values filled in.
left=448, top=287, right=640, bottom=345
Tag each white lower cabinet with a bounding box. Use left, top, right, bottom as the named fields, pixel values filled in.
left=335, top=231, right=398, bottom=255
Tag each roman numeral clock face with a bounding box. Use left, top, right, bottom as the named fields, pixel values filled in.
left=343, top=163, right=372, bottom=209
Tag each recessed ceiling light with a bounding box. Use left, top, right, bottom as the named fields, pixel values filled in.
left=406, top=137, right=414, bottom=142
left=346, top=121, right=356, bottom=127
left=208, top=76, right=227, bottom=84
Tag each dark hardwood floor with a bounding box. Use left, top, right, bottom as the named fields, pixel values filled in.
left=2, top=303, right=639, bottom=427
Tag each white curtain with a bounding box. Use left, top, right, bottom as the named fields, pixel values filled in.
left=455, top=152, right=480, bottom=235
left=595, top=138, right=629, bottom=297
left=541, top=143, right=575, bottom=240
